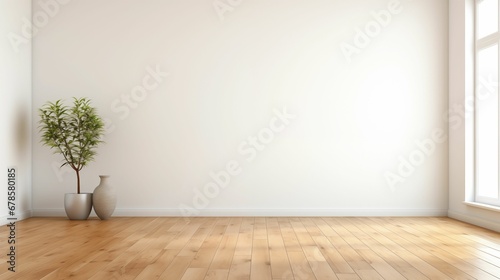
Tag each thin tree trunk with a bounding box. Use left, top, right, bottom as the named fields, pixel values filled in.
left=76, top=169, right=80, bottom=194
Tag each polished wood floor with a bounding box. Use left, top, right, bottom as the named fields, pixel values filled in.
left=0, top=217, right=499, bottom=279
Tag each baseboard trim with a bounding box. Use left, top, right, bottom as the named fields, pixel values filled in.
left=448, top=210, right=500, bottom=232
left=0, top=210, right=32, bottom=225
left=32, top=208, right=448, bottom=218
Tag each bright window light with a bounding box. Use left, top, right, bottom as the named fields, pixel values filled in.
left=476, top=45, right=499, bottom=199
left=475, top=0, right=500, bottom=206
left=477, top=0, right=498, bottom=39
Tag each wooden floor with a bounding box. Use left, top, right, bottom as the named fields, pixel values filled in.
left=0, top=217, right=499, bottom=279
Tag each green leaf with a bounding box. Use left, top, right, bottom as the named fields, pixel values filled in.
left=38, top=97, right=106, bottom=192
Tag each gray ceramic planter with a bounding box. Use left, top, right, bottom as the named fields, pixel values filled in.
left=64, top=193, right=93, bottom=220
left=92, top=175, right=116, bottom=220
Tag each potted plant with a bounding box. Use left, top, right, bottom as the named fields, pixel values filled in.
left=39, top=97, right=105, bottom=220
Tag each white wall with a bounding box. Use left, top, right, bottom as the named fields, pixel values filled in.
left=448, top=0, right=500, bottom=231
left=0, top=0, right=33, bottom=224
left=32, top=0, right=449, bottom=217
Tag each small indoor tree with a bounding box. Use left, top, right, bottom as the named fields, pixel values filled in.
left=39, top=98, right=105, bottom=194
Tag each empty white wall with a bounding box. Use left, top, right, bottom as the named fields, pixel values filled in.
left=448, top=0, right=500, bottom=231
left=0, top=0, right=32, bottom=224
left=32, top=0, right=449, bottom=216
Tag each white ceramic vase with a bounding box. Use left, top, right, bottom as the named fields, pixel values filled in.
left=92, top=175, right=116, bottom=220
